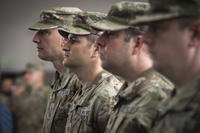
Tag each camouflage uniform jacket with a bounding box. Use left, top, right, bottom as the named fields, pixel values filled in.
left=12, top=85, right=50, bottom=133
left=65, top=71, right=122, bottom=133
left=153, top=75, right=200, bottom=133
left=105, top=68, right=174, bottom=133
left=43, top=68, right=81, bottom=133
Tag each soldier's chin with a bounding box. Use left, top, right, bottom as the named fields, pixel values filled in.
left=38, top=54, right=51, bottom=61
left=63, top=60, right=70, bottom=67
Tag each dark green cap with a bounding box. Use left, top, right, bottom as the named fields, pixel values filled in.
left=131, top=0, right=200, bottom=25
left=29, top=7, right=82, bottom=30
left=89, top=1, right=150, bottom=31
left=58, top=11, right=106, bottom=36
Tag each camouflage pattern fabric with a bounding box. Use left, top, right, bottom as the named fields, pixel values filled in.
left=12, top=85, right=50, bottom=133
left=65, top=71, right=122, bottom=133
left=105, top=68, right=174, bottom=133
left=43, top=68, right=81, bottom=133
left=131, top=0, right=200, bottom=25
left=153, top=75, right=200, bottom=133
left=29, top=7, right=82, bottom=31
left=89, top=1, right=150, bottom=31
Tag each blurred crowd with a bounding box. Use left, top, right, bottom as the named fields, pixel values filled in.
left=0, top=63, right=51, bottom=133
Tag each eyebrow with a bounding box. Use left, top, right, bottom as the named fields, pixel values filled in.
left=68, top=34, right=77, bottom=39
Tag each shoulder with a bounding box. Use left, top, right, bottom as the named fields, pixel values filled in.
left=135, top=70, right=174, bottom=99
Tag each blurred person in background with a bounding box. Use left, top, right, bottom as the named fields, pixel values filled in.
left=0, top=77, right=14, bottom=108
left=12, top=78, right=25, bottom=97
left=12, top=63, right=50, bottom=133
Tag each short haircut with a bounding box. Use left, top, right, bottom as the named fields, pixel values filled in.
left=176, top=16, right=200, bottom=29
left=124, top=26, right=147, bottom=42
left=86, top=34, right=99, bottom=47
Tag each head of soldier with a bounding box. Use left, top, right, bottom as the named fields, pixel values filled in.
left=58, top=12, right=105, bottom=72
left=23, top=63, right=44, bottom=89
left=29, top=7, right=82, bottom=62
left=132, top=0, right=200, bottom=87
left=90, top=1, right=152, bottom=82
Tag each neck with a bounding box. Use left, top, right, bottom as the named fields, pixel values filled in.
left=122, top=66, right=152, bottom=83
left=122, top=54, right=153, bottom=83
left=52, top=60, right=65, bottom=74
left=71, top=62, right=103, bottom=87
left=32, top=80, right=44, bottom=91
left=177, top=69, right=200, bottom=89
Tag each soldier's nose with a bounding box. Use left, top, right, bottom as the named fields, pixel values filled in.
left=62, top=37, right=69, bottom=46
left=33, top=32, right=40, bottom=44
left=61, top=37, right=68, bottom=47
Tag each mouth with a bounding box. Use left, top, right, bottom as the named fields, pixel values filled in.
left=37, top=47, right=43, bottom=51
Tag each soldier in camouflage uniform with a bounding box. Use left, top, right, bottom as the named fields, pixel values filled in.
left=12, top=63, right=50, bottom=133
left=29, top=7, right=82, bottom=133
left=58, top=12, right=122, bottom=133
left=89, top=1, right=174, bottom=132
left=130, top=0, right=200, bottom=132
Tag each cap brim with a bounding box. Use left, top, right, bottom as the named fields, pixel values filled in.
left=29, top=21, right=58, bottom=31
left=131, top=12, right=181, bottom=25
left=58, top=25, right=91, bottom=36
left=90, top=18, right=129, bottom=31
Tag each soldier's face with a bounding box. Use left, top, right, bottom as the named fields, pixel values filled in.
left=144, top=19, right=192, bottom=86
left=62, top=34, right=94, bottom=68
left=32, top=28, right=64, bottom=62
left=97, top=30, right=132, bottom=76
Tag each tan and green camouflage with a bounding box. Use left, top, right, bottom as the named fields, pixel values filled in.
left=58, top=11, right=106, bottom=36
left=43, top=68, right=82, bottom=133
left=131, top=0, right=200, bottom=25
left=89, top=1, right=150, bottom=31
left=12, top=85, right=50, bottom=133
left=105, top=68, right=174, bottom=133
left=65, top=71, right=122, bottom=133
left=152, top=74, right=200, bottom=133
left=29, top=7, right=82, bottom=31
left=25, top=63, right=43, bottom=72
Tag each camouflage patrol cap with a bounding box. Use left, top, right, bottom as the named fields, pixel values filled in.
left=89, top=1, right=150, bottom=31
left=58, top=11, right=106, bottom=36
left=131, top=0, right=200, bottom=25
left=29, top=7, right=82, bottom=31
left=25, top=63, right=43, bottom=72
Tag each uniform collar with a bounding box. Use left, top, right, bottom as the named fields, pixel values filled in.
left=51, top=68, right=76, bottom=91
left=118, top=68, right=172, bottom=101
left=164, top=75, right=200, bottom=112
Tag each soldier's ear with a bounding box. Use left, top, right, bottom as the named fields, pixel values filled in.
left=91, top=43, right=99, bottom=58
left=132, top=35, right=144, bottom=55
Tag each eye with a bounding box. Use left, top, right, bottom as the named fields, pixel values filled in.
left=106, top=31, right=115, bottom=36
left=37, top=30, right=50, bottom=36
left=68, top=35, right=80, bottom=44
left=105, top=31, right=119, bottom=39
left=148, top=22, right=168, bottom=33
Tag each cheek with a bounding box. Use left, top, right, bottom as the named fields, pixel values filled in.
left=70, top=46, right=86, bottom=60
left=50, top=42, right=62, bottom=54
